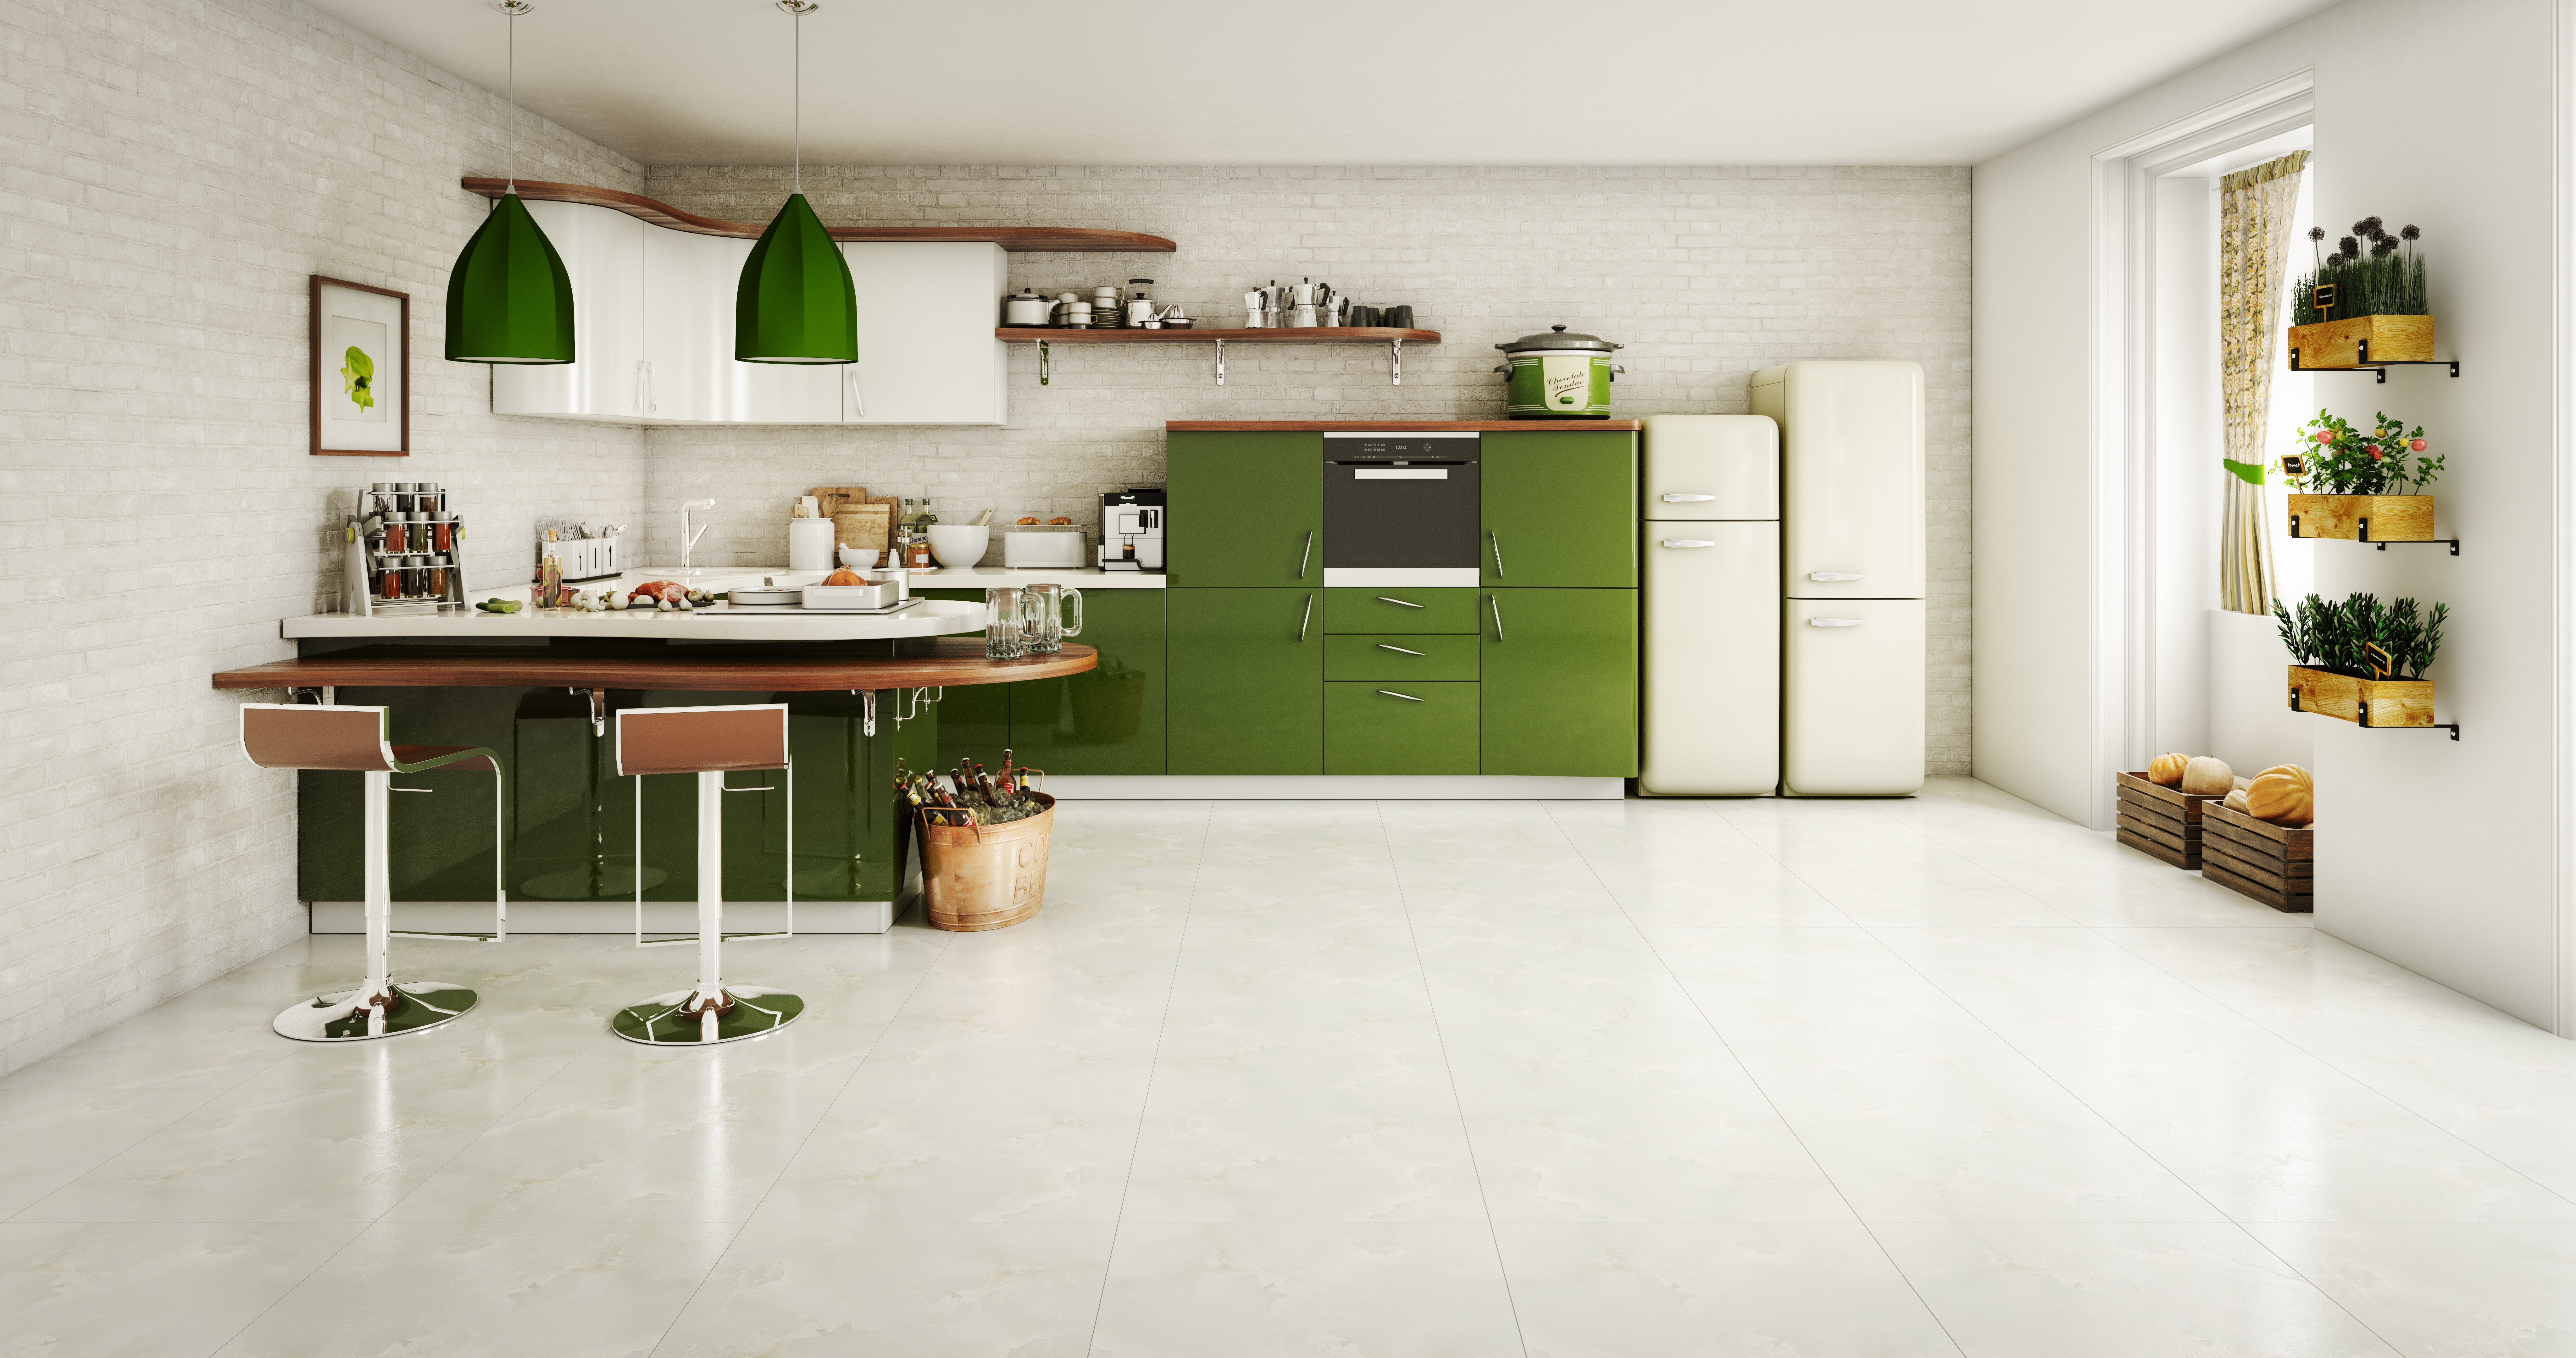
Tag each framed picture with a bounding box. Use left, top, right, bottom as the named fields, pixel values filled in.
left=310, top=275, right=409, bottom=457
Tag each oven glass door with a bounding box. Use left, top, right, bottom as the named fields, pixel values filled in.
left=1322, top=435, right=1481, bottom=570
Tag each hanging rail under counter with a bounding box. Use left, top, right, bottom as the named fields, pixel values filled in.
left=460, top=179, right=1175, bottom=251
left=998, top=327, right=1441, bottom=388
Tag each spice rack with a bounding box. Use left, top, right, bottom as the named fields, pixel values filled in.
left=341, top=483, right=466, bottom=616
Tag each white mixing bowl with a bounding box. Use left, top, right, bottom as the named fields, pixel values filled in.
left=925, top=524, right=991, bottom=567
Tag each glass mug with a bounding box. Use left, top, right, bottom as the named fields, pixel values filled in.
left=983, top=587, right=1025, bottom=660
left=1020, top=583, right=1084, bottom=654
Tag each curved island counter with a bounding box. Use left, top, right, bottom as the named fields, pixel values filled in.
left=218, top=590, right=1089, bottom=935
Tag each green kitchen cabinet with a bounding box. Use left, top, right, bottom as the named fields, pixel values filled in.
left=1324, top=633, right=1480, bottom=682
left=1167, top=432, right=1324, bottom=587
left=1480, top=430, right=1638, bottom=588
left=1168, top=587, right=1321, bottom=774
left=1480, top=587, right=1639, bottom=776
left=1325, top=682, right=1480, bottom=775
left=1008, top=588, right=1166, bottom=775
left=1323, top=587, right=1479, bottom=634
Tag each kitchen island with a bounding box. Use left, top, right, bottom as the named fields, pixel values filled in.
left=223, top=582, right=1093, bottom=934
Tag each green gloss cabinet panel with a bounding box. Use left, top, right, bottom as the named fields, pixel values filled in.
left=1006, top=589, right=1167, bottom=775
left=1168, top=588, right=1321, bottom=774
left=1324, top=633, right=1480, bottom=682
left=1323, top=588, right=1479, bottom=634
left=1480, top=588, right=1640, bottom=776
left=1480, top=431, right=1639, bottom=588
left=1167, top=432, right=1324, bottom=587
left=1325, top=682, right=1480, bottom=775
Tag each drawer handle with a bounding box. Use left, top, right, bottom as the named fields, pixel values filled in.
left=1661, top=539, right=1716, bottom=549
left=1809, top=571, right=1863, bottom=582
left=1375, top=595, right=1425, bottom=608
left=1661, top=493, right=1717, bottom=502
left=1377, top=689, right=1425, bottom=702
left=1376, top=643, right=1426, bottom=655
left=1809, top=617, right=1863, bottom=627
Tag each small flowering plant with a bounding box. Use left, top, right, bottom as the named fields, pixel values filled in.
left=2280, top=409, right=2442, bottom=494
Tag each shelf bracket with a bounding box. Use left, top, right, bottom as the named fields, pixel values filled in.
left=1214, top=338, right=1225, bottom=387
left=1391, top=337, right=1404, bottom=386
left=1038, top=339, right=1050, bottom=387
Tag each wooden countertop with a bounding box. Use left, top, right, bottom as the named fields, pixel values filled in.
left=1164, top=421, right=1640, bottom=432
left=212, top=641, right=1096, bottom=693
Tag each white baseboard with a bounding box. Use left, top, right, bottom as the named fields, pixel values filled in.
left=1041, top=776, right=1625, bottom=800
left=309, top=899, right=897, bottom=934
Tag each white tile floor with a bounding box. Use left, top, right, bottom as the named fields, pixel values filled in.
left=6, top=777, right=2575, bottom=1356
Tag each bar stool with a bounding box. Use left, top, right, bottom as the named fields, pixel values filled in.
left=613, top=703, right=803, bottom=1046
left=238, top=703, right=507, bottom=1042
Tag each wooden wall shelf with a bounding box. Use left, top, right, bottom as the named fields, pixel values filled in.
left=996, top=327, right=1439, bottom=388
left=462, top=179, right=1175, bottom=252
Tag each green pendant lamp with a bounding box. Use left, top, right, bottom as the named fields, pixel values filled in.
left=737, top=0, right=856, bottom=364
left=445, top=0, right=573, bottom=364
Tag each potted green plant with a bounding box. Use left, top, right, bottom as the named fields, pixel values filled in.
left=2273, top=591, right=2448, bottom=726
left=2281, top=409, right=2442, bottom=542
left=2289, top=217, right=2432, bottom=369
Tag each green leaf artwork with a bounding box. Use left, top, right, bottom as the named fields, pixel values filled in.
left=341, top=345, right=375, bottom=411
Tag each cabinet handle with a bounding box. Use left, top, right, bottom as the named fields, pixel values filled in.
left=1489, top=593, right=1504, bottom=641
left=1376, top=643, right=1426, bottom=656
left=1488, top=530, right=1505, bottom=577
left=642, top=360, right=657, bottom=415
left=846, top=362, right=864, bottom=419
left=1809, top=571, right=1863, bottom=582
left=1377, top=689, right=1425, bottom=702
left=1298, top=593, right=1314, bottom=642
left=1661, top=539, right=1717, bottom=549
left=1375, top=595, right=1424, bottom=608
left=1661, top=493, right=1718, bottom=502
left=634, top=360, right=647, bottom=415
left=1809, top=617, right=1863, bottom=627
left=1298, top=530, right=1314, bottom=579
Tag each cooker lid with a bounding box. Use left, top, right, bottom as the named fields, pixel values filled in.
left=1495, top=323, right=1622, bottom=354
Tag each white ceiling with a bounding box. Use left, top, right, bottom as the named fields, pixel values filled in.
left=309, top=0, right=2336, bottom=167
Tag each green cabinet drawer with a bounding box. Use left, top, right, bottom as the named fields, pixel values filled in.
left=1324, top=587, right=1479, bottom=633
left=1168, top=432, right=1323, bottom=587
left=1169, top=587, right=1322, bottom=774
left=1480, top=587, right=1639, bottom=776
left=1324, top=633, right=1480, bottom=682
left=1326, top=682, right=1480, bottom=775
left=1482, top=431, right=1638, bottom=588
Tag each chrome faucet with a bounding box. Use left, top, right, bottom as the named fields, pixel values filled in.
left=680, top=499, right=715, bottom=570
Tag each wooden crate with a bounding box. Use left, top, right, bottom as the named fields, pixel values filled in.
left=2286, top=494, right=2433, bottom=543
left=2289, top=313, right=2434, bottom=369
left=2113, top=771, right=2224, bottom=869
left=2201, top=801, right=2313, bottom=912
left=2288, top=666, right=2436, bottom=727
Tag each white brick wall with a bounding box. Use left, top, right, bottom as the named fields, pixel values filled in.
left=640, top=164, right=1972, bottom=773
left=0, top=0, right=647, bottom=1073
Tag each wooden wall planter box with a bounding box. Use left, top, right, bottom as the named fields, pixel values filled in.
left=2287, top=494, right=2434, bottom=542
left=2287, top=666, right=2435, bottom=726
left=2202, top=802, right=2313, bottom=912
left=2289, top=314, right=2434, bottom=370
left=2114, top=771, right=2224, bottom=869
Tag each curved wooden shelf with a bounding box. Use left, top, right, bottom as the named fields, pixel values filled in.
left=997, top=326, right=1438, bottom=344
left=462, top=179, right=1175, bottom=253
left=212, top=641, right=1096, bottom=693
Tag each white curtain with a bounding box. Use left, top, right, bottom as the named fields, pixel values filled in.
left=2217, top=150, right=2307, bottom=614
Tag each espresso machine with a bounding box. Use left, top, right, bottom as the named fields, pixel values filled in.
left=1098, top=488, right=1165, bottom=572
left=341, top=482, right=467, bottom=615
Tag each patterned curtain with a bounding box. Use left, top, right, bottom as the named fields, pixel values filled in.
left=2217, top=150, right=2308, bottom=613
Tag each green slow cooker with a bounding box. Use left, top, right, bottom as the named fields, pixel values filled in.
left=1494, top=325, right=1624, bottom=419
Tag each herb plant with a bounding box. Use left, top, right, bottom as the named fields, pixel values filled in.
left=2290, top=218, right=2428, bottom=324
left=2273, top=592, right=2449, bottom=679
left=2280, top=410, right=2441, bottom=494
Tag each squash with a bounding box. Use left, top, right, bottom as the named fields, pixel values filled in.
left=2223, top=787, right=2251, bottom=814
left=2180, top=756, right=2233, bottom=797
left=2247, top=765, right=2314, bottom=827
left=2146, top=753, right=2189, bottom=787
left=823, top=568, right=868, bottom=587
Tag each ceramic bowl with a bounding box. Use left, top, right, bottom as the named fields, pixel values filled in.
left=926, top=524, right=991, bottom=567
left=837, top=544, right=879, bottom=568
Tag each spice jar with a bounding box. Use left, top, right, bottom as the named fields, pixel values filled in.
left=382, top=514, right=408, bottom=554
left=376, top=551, right=403, bottom=599
left=425, top=554, right=450, bottom=599
left=428, top=512, right=455, bottom=553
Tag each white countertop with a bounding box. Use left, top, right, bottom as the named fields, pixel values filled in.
left=908, top=565, right=1165, bottom=591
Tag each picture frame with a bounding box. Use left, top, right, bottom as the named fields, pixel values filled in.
left=310, top=275, right=410, bottom=457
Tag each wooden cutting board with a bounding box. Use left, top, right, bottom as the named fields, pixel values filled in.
left=808, top=485, right=869, bottom=518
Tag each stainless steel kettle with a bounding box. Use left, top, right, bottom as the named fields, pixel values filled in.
left=1002, top=287, right=1053, bottom=328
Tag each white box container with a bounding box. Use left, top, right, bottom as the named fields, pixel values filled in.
left=1004, top=528, right=1087, bottom=568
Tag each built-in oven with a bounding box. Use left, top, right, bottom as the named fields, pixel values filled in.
left=1320, top=431, right=1482, bottom=587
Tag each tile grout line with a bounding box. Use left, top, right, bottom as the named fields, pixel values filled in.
left=1543, top=796, right=1973, bottom=1358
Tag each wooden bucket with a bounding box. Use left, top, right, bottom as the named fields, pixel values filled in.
left=917, top=792, right=1054, bottom=931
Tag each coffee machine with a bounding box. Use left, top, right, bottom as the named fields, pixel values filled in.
left=1098, top=488, right=1165, bottom=572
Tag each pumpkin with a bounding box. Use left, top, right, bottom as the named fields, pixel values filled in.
left=823, top=568, right=868, bottom=586
left=2146, top=753, right=2189, bottom=786
left=2223, top=787, right=2251, bottom=814
left=2247, top=765, right=2314, bottom=827
left=2180, top=756, right=2233, bottom=797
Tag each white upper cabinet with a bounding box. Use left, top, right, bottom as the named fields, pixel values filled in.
left=491, top=199, right=644, bottom=420
left=488, top=208, right=1003, bottom=426
left=841, top=242, right=1009, bottom=426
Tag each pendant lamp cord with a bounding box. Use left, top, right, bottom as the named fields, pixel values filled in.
left=792, top=6, right=802, bottom=196
left=505, top=6, right=517, bottom=194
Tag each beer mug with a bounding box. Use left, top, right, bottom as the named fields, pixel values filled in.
left=1020, top=583, right=1084, bottom=654
left=983, top=587, right=1025, bottom=660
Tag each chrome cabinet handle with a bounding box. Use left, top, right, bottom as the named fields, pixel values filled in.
left=846, top=362, right=864, bottom=419
left=1298, top=530, right=1314, bottom=579
left=1298, top=593, right=1314, bottom=642
left=1488, top=593, right=1504, bottom=641
left=1375, top=595, right=1424, bottom=608
left=1661, top=493, right=1717, bottom=502
left=1809, top=617, right=1863, bottom=627
left=1376, top=643, right=1425, bottom=656
left=1377, top=690, right=1425, bottom=702
left=1488, top=530, right=1505, bottom=577
left=1661, top=539, right=1717, bottom=549
left=1809, top=571, right=1863, bottom=582
left=643, top=360, right=657, bottom=415
left=634, top=360, right=647, bottom=415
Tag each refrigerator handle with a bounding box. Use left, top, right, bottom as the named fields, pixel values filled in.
left=1660, top=494, right=1717, bottom=502
left=1808, top=618, right=1864, bottom=627
left=1660, top=539, right=1717, bottom=549
left=1808, top=572, right=1864, bottom=582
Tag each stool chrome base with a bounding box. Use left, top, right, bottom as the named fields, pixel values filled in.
left=273, top=981, right=480, bottom=1042
left=611, top=985, right=804, bottom=1046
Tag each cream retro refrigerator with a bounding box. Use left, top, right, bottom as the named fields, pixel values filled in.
left=1639, top=415, right=1780, bottom=795
left=1755, top=361, right=1926, bottom=796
